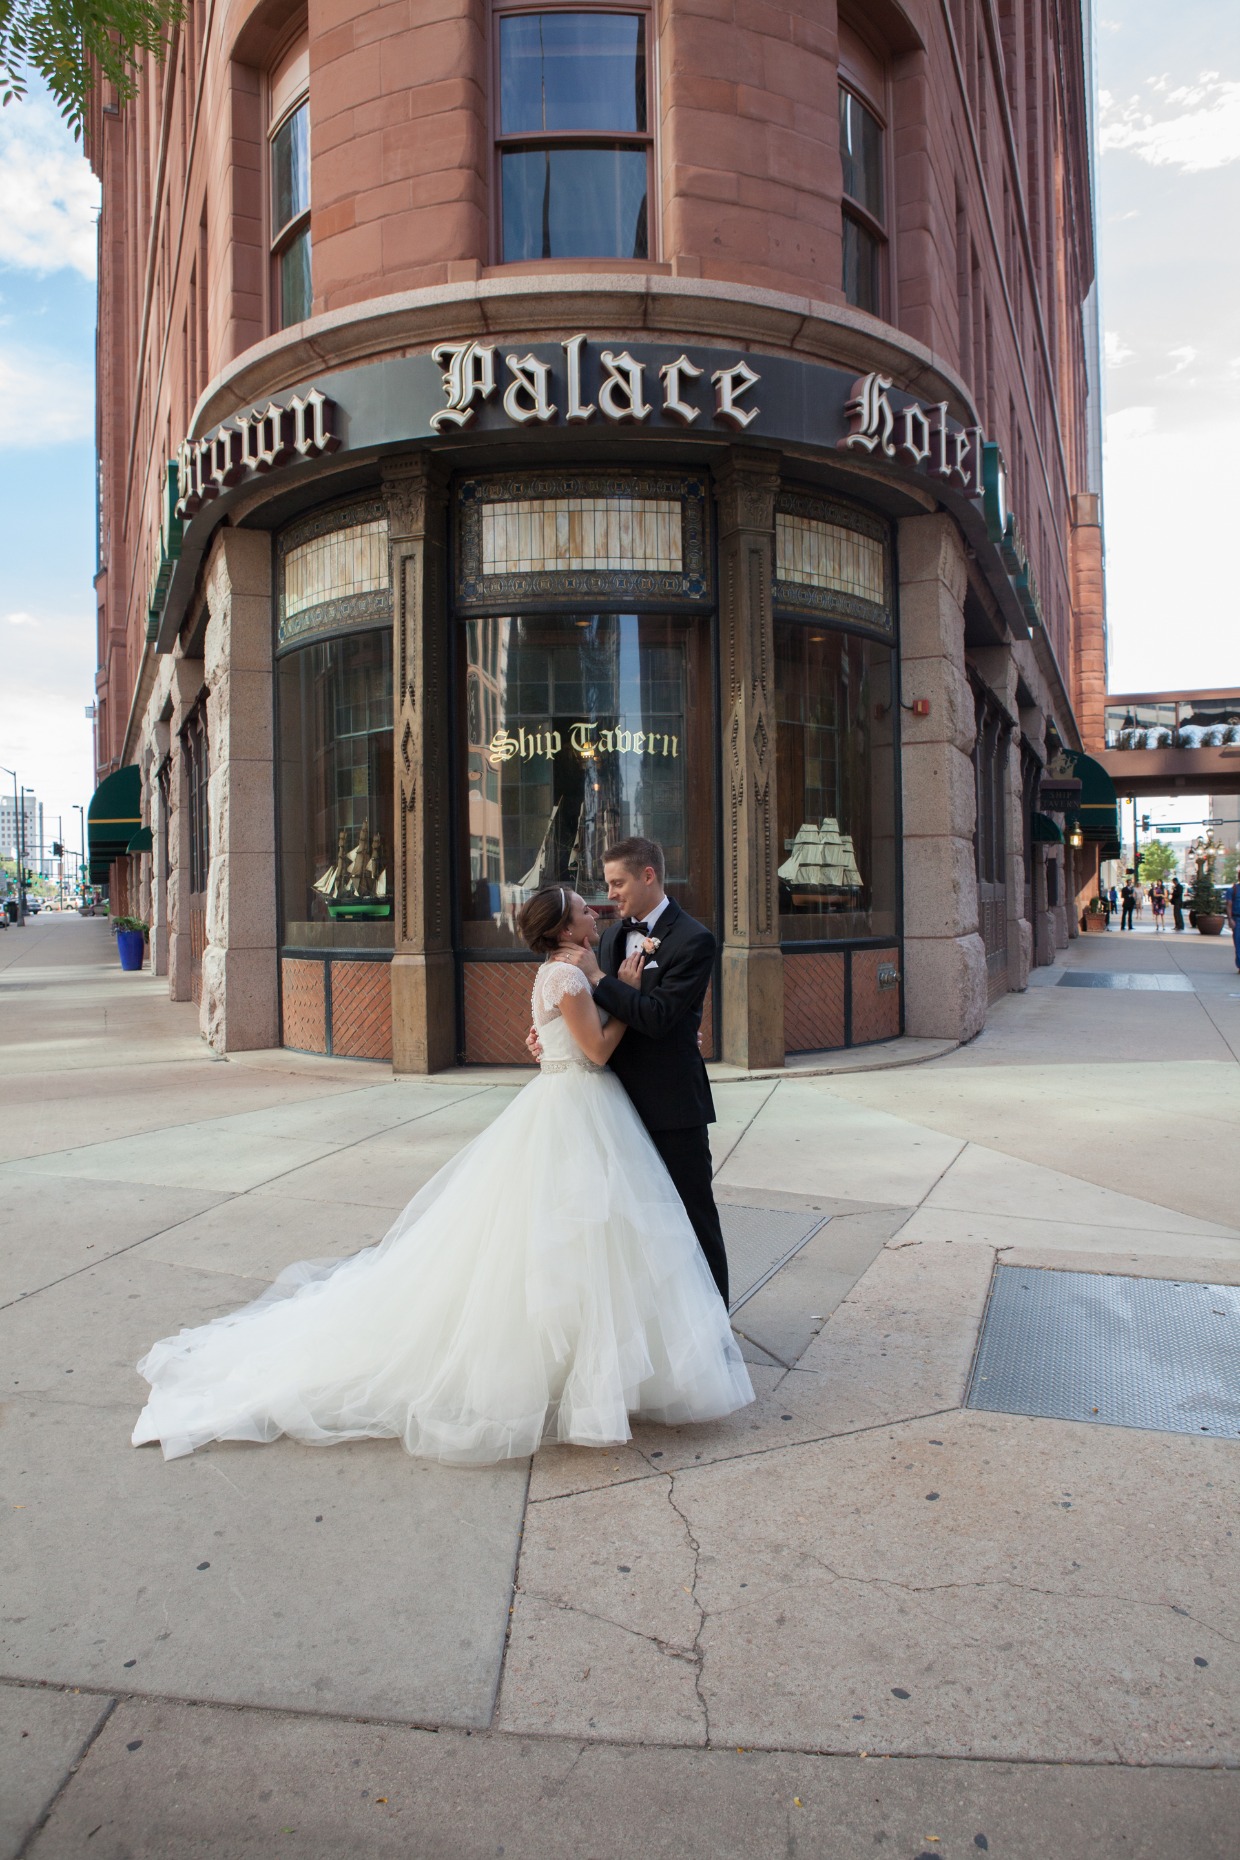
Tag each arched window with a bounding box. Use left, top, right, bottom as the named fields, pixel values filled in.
left=493, top=5, right=654, bottom=263
left=838, top=25, right=888, bottom=314
left=269, top=35, right=310, bottom=329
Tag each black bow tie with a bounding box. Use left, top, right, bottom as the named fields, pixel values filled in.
left=621, top=918, right=650, bottom=935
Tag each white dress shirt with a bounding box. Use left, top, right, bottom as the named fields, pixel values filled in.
left=624, top=893, right=670, bottom=963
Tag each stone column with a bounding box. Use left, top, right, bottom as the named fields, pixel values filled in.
left=972, top=646, right=1030, bottom=993
left=199, top=529, right=279, bottom=1052
left=384, top=456, right=455, bottom=1074
left=166, top=649, right=201, bottom=1003
left=715, top=450, right=784, bottom=1069
left=1070, top=493, right=1107, bottom=753
left=897, top=514, right=986, bottom=1041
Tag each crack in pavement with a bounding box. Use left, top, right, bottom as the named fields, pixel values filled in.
left=803, top=1554, right=1240, bottom=1647
left=661, top=1471, right=713, bottom=1746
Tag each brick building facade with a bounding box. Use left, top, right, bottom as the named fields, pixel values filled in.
left=87, top=0, right=1108, bottom=1068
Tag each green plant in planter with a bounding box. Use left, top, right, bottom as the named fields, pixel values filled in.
left=1087, top=896, right=1107, bottom=915
left=111, top=916, right=150, bottom=936
left=1187, top=874, right=1224, bottom=919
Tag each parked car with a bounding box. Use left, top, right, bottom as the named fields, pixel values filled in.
left=24, top=896, right=42, bottom=914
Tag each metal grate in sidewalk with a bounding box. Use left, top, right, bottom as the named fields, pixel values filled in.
left=967, top=1265, right=1240, bottom=1438
left=721, top=1204, right=829, bottom=1315
left=1056, top=972, right=1194, bottom=991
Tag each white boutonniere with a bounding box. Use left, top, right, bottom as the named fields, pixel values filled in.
left=640, top=935, right=661, bottom=954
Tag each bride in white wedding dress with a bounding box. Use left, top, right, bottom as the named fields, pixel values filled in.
left=132, top=886, right=753, bottom=1463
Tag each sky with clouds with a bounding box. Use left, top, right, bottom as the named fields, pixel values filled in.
left=0, top=2, right=1237, bottom=856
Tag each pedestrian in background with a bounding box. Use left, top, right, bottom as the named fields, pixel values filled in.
left=1228, top=878, right=1240, bottom=973
left=1171, top=876, right=1185, bottom=932
left=1151, top=881, right=1166, bottom=931
left=1134, top=882, right=1146, bottom=922
left=1109, top=883, right=1119, bottom=928
left=1120, top=880, right=1135, bottom=931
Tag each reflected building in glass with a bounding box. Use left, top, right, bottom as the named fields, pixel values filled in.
left=87, top=0, right=1107, bottom=1069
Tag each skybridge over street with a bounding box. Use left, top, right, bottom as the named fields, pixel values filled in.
left=1096, top=687, right=1240, bottom=798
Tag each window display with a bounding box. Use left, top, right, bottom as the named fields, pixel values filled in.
left=775, top=624, right=896, bottom=941
left=460, top=611, right=714, bottom=948
left=278, top=631, right=394, bottom=950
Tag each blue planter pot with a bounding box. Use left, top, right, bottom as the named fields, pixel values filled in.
left=117, top=929, right=145, bottom=971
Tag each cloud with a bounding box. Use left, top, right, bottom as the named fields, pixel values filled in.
left=1105, top=330, right=1135, bottom=368
left=1105, top=404, right=1156, bottom=442
left=6, top=611, right=39, bottom=626
left=1163, top=344, right=1197, bottom=375
left=0, top=95, right=99, bottom=277
left=0, top=342, right=92, bottom=444
left=1100, top=73, right=1240, bottom=172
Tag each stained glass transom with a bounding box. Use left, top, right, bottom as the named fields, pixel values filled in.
left=281, top=521, right=390, bottom=622
left=776, top=512, right=885, bottom=605
left=481, top=498, right=682, bottom=576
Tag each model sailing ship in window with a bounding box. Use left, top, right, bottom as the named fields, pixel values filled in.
left=313, top=822, right=390, bottom=919
left=778, top=817, right=863, bottom=910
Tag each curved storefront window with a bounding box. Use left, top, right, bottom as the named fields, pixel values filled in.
left=278, top=631, right=394, bottom=950
left=459, top=611, right=714, bottom=949
left=775, top=626, right=896, bottom=942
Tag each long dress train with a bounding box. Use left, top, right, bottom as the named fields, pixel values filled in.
left=132, top=962, right=753, bottom=1462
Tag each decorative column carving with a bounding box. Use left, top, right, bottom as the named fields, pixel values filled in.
left=384, top=455, right=455, bottom=1073
left=715, top=449, right=784, bottom=1069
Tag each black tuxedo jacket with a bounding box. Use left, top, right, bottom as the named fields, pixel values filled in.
left=592, top=898, right=716, bottom=1132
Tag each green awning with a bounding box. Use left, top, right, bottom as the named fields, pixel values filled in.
left=87, top=764, right=142, bottom=870
left=1052, top=750, right=1119, bottom=845
left=127, top=826, right=153, bottom=853
left=1031, top=812, right=1064, bottom=844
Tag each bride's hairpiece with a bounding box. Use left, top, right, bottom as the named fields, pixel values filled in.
left=559, top=886, right=566, bottom=917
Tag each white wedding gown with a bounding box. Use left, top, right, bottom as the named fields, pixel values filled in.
left=132, top=963, right=753, bottom=1463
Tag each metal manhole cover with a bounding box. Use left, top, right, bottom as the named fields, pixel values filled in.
left=968, top=1265, right=1240, bottom=1437
left=1056, top=972, right=1194, bottom=991
left=721, top=1204, right=828, bottom=1315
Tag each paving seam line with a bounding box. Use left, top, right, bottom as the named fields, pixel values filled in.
left=12, top=1694, right=117, bottom=1860
left=5, top=1081, right=499, bottom=1172
left=0, top=1089, right=508, bottom=1315
left=0, top=1682, right=1234, bottom=1774
left=524, top=1404, right=965, bottom=1504
left=486, top=1458, right=533, bottom=1731
left=706, top=1077, right=781, bottom=1179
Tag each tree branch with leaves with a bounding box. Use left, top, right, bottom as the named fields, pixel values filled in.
left=0, top=0, right=182, bottom=135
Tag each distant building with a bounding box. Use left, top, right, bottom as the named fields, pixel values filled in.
left=87, top=0, right=1109, bottom=1067
left=0, top=793, right=43, bottom=874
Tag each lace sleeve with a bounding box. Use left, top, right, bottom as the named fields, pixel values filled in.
left=534, top=962, right=592, bottom=1021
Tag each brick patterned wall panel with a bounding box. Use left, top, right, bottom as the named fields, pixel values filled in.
left=330, top=959, right=393, bottom=1061
left=282, top=957, right=327, bottom=1055
left=851, top=948, right=902, bottom=1045
left=464, top=962, right=540, bottom=1066
left=783, top=952, right=846, bottom=1054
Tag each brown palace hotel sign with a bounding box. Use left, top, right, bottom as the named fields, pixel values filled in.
left=158, top=338, right=1039, bottom=639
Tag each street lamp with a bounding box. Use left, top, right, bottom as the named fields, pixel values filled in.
left=0, top=765, right=23, bottom=924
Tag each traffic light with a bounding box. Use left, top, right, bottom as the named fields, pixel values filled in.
left=52, top=840, right=63, bottom=857
left=1141, top=814, right=1150, bottom=832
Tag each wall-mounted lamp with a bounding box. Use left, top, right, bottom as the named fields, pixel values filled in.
left=1068, top=825, right=1084, bottom=849
left=874, top=697, right=931, bottom=720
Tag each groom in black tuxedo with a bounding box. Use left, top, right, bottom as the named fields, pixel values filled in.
left=555, top=835, right=729, bottom=1305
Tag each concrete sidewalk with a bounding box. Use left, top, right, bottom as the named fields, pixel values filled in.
left=2, top=916, right=1237, bottom=1857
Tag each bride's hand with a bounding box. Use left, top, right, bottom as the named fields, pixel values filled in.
left=618, top=950, right=645, bottom=986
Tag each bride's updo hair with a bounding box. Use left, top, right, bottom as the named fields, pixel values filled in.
left=517, top=885, right=574, bottom=955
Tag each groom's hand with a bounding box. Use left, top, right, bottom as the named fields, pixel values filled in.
left=552, top=944, right=603, bottom=985
left=525, top=1023, right=543, bottom=1061
left=617, top=950, right=646, bottom=987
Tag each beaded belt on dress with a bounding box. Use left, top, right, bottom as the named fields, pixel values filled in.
left=539, top=1056, right=602, bottom=1074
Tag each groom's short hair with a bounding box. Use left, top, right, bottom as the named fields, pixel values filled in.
left=604, top=836, right=665, bottom=883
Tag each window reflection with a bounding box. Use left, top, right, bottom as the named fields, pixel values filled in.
left=501, top=146, right=648, bottom=261
left=500, top=12, right=647, bottom=134
left=839, top=85, right=885, bottom=313
left=278, top=632, right=394, bottom=950
left=271, top=98, right=311, bottom=330
left=775, top=625, right=896, bottom=940
left=460, top=613, right=713, bottom=947
left=497, top=10, right=652, bottom=263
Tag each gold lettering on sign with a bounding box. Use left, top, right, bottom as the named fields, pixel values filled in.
left=489, top=723, right=679, bottom=766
